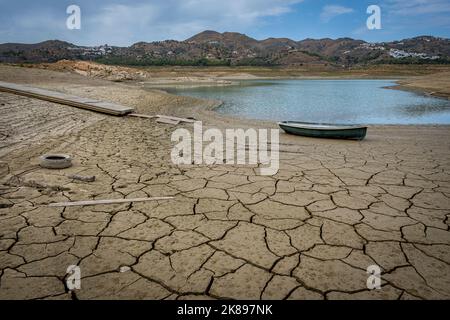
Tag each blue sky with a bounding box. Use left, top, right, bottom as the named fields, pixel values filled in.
left=0, top=0, right=449, bottom=46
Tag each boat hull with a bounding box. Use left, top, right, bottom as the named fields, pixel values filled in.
left=279, top=122, right=367, bottom=140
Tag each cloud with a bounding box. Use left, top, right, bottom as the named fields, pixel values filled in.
left=349, top=0, right=450, bottom=40
left=84, top=0, right=304, bottom=45
left=0, top=0, right=304, bottom=46
left=383, top=0, right=450, bottom=15
left=320, top=5, right=354, bottom=22
left=380, top=0, right=450, bottom=33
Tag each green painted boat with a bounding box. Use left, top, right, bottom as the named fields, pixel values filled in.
left=278, top=121, right=367, bottom=140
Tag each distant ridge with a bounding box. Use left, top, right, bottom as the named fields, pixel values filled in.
left=1, top=31, right=449, bottom=66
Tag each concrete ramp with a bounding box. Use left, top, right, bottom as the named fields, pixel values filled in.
left=0, top=81, right=134, bottom=116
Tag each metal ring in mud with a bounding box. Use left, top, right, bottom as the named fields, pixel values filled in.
left=39, top=154, right=72, bottom=169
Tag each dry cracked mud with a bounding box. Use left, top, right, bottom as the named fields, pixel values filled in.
left=1, top=69, right=450, bottom=300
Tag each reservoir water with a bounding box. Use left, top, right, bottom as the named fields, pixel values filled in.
left=163, top=79, right=450, bottom=124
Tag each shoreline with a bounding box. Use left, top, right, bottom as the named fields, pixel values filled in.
left=138, top=74, right=422, bottom=105
left=390, top=83, right=450, bottom=100
left=139, top=78, right=450, bottom=128
left=17, top=61, right=450, bottom=98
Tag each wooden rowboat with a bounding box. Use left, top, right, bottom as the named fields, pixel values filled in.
left=278, top=121, right=367, bottom=140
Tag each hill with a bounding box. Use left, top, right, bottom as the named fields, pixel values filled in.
left=1, top=31, right=449, bottom=66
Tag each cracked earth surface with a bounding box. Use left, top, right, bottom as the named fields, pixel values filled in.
left=1, top=71, right=450, bottom=300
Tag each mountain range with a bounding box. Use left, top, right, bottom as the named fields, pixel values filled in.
left=1, top=30, right=449, bottom=66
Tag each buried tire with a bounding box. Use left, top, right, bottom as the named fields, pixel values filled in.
left=39, top=154, right=72, bottom=169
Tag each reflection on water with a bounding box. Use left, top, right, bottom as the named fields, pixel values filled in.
left=160, top=79, right=450, bottom=124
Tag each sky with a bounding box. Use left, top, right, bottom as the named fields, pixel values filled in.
left=0, top=0, right=449, bottom=46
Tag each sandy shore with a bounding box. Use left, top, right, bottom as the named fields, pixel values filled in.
left=0, top=65, right=449, bottom=300
left=394, top=71, right=450, bottom=100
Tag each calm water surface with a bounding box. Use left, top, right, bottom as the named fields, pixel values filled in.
left=162, top=80, right=450, bottom=124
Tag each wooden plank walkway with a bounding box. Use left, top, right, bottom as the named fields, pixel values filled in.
left=0, top=81, right=134, bottom=116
